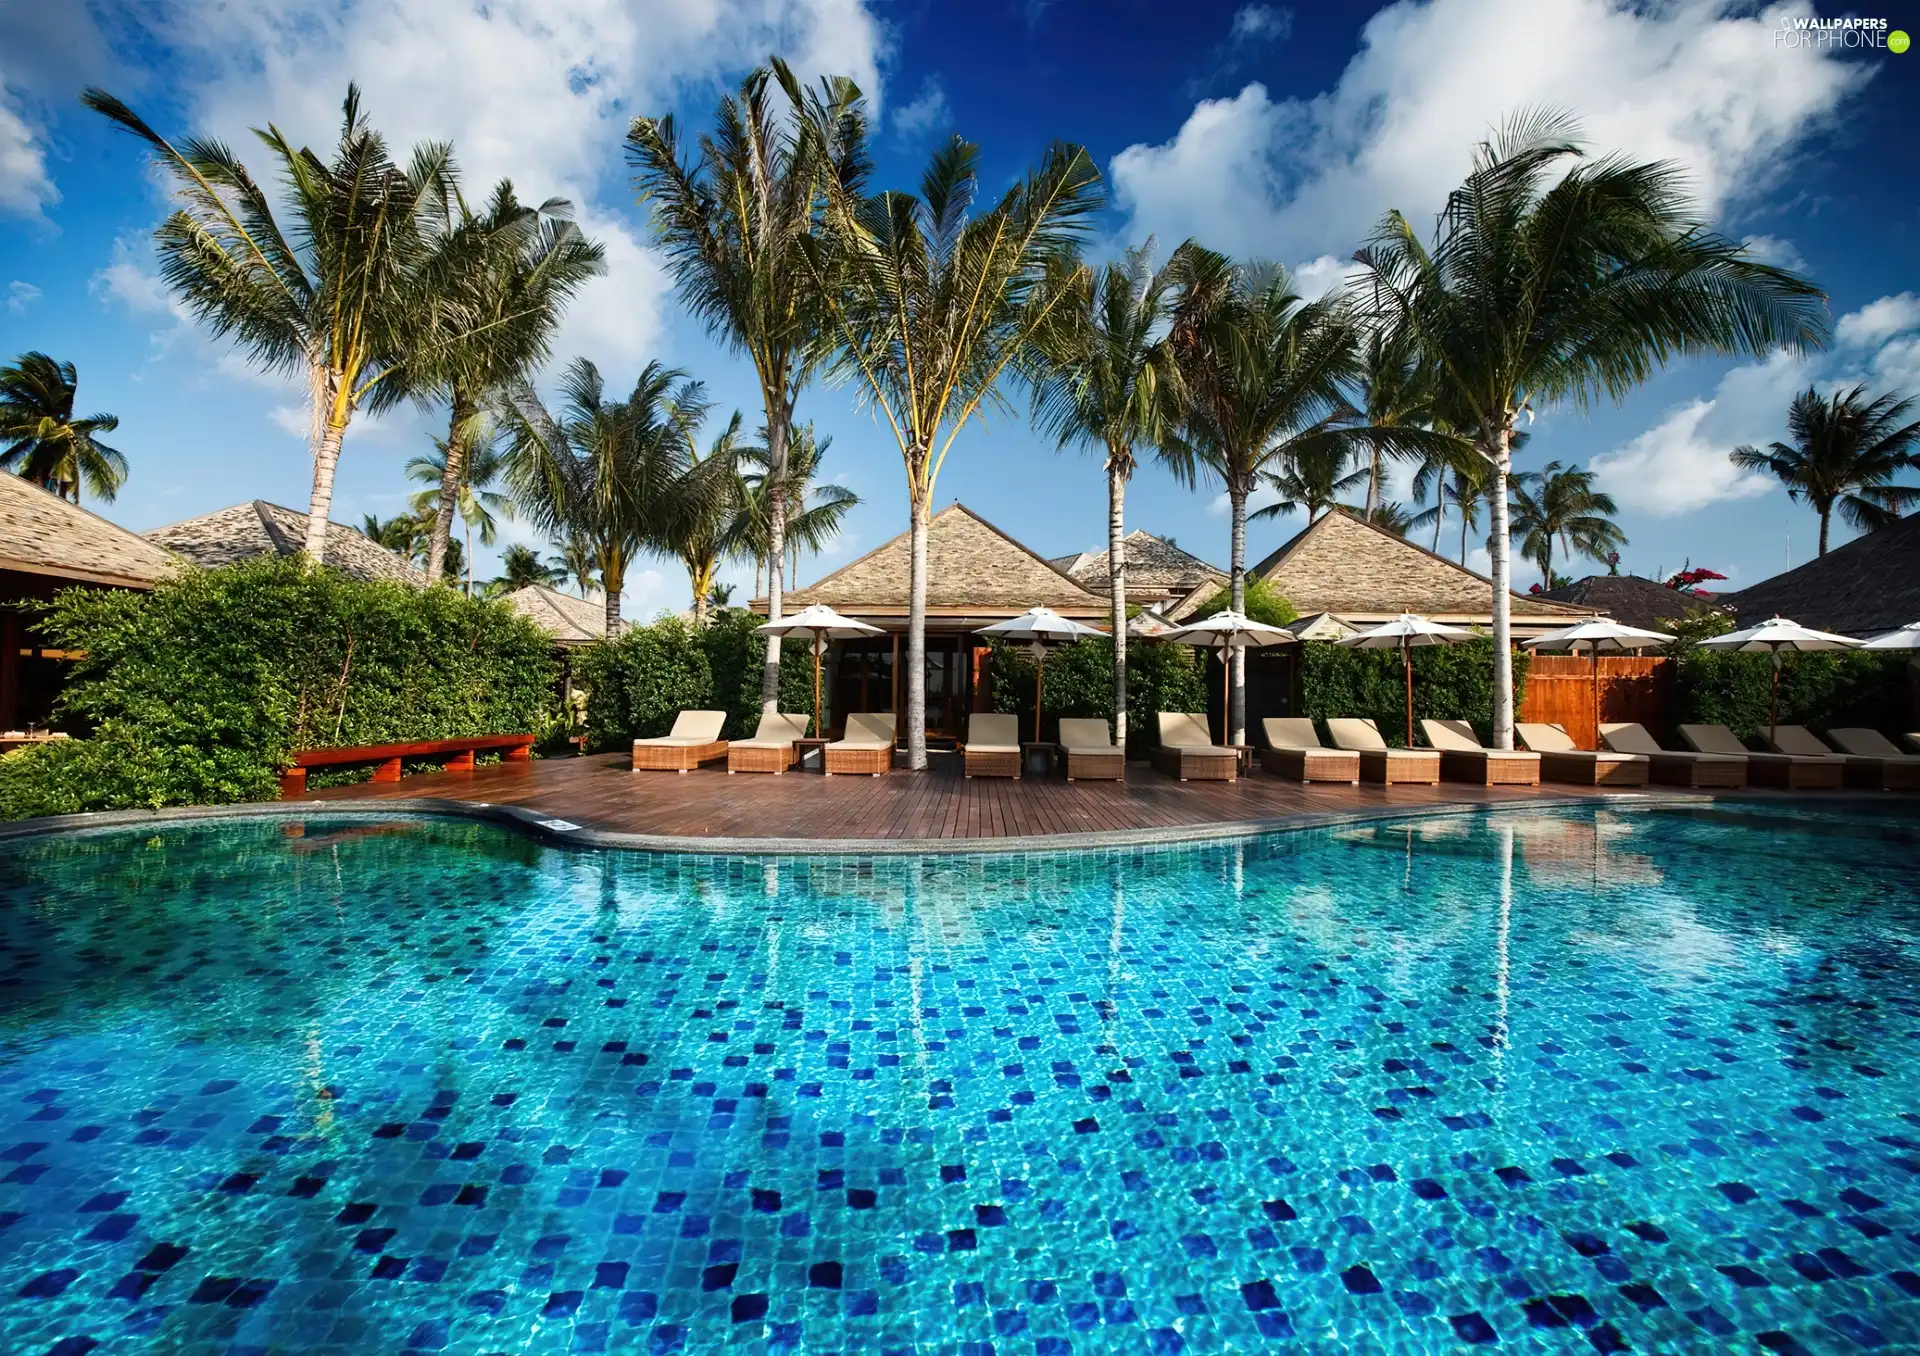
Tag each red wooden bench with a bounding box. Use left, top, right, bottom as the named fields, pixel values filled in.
left=279, top=734, right=535, bottom=797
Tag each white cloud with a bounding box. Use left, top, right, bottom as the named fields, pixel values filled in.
left=1230, top=5, right=1293, bottom=44
left=268, top=404, right=311, bottom=440
left=1290, top=253, right=1354, bottom=297
left=1740, top=234, right=1805, bottom=271
left=90, top=235, right=171, bottom=313
left=1835, top=291, right=1920, bottom=348
left=6, top=280, right=39, bottom=313
left=892, top=77, right=950, bottom=141
left=1112, top=0, right=1865, bottom=261
left=0, top=72, right=57, bottom=220
left=1870, top=336, right=1920, bottom=393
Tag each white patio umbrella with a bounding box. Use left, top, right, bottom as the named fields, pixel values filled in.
left=1337, top=614, right=1478, bottom=748
left=1859, top=621, right=1920, bottom=651
left=975, top=607, right=1107, bottom=743
left=1523, top=617, right=1674, bottom=750
left=1698, top=615, right=1860, bottom=744
left=756, top=603, right=884, bottom=738
left=1159, top=610, right=1297, bottom=746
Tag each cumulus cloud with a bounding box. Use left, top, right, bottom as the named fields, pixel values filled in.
left=1113, top=0, right=1865, bottom=262
left=6, top=280, right=39, bottom=313
left=1230, top=5, right=1293, bottom=44
left=0, top=73, right=57, bottom=219
left=90, top=234, right=171, bottom=313
left=1835, top=291, right=1920, bottom=348
left=892, top=77, right=950, bottom=141
left=1740, top=234, right=1806, bottom=271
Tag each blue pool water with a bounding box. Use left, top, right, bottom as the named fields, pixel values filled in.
left=1, top=806, right=1917, bottom=1354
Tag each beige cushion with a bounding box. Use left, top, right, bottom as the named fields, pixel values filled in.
left=1326, top=717, right=1388, bottom=751
left=1158, top=712, right=1218, bottom=750
left=1423, top=719, right=1538, bottom=761
left=1599, top=722, right=1664, bottom=756
left=966, top=714, right=1020, bottom=751
left=635, top=709, right=726, bottom=746
left=1057, top=718, right=1115, bottom=749
left=1262, top=718, right=1323, bottom=752
left=1515, top=722, right=1577, bottom=753
left=1828, top=727, right=1915, bottom=759
left=735, top=713, right=809, bottom=748
left=833, top=712, right=895, bottom=748
left=1676, top=724, right=1758, bottom=757
left=1765, top=725, right=1839, bottom=758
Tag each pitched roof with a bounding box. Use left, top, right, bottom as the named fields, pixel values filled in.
left=1250, top=507, right=1589, bottom=621
left=1722, top=514, right=1920, bottom=635
left=1049, top=530, right=1228, bottom=599
left=504, top=584, right=608, bottom=646
left=146, top=501, right=427, bottom=587
left=1542, top=574, right=1720, bottom=631
left=779, top=503, right=1106, bottom=617
left=0, top=472, right=180, bottom=589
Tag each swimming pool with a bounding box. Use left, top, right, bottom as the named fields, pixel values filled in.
left=1, top=805, right=1916, bottom=1353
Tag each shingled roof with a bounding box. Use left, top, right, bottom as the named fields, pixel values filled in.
left=146, top=501, right=427, bottom=587
left=1542, top=574, right=1720, bottom=632
left=1, top=472, right=179, bottom=589
left=1723, top=514, right=1920, bottom=635
left=504, top=584, right=608, bottom=646
left=1250, top=508, right=1589, bottom=625
left=1049, top=530, right=1229, bottom=604
left=774, top=503, right=1106, bottom=620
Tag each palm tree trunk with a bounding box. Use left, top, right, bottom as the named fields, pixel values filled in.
left=906, top=489, right=930, bottom=770
left=1229, top=483, right=1248, bottom=747
left=690, top=561, right=710, bottom=627
left=760, top=416, right=790, bottom=715
left=303, top=414, right=348, bottom=565
left=1459, top=486, right=1470, bottom=563
left=1818, top=508, right=1830, bottom=556
left=1432, top=494, right=1444, bottom=553
left=1486, top=424, right=1514, bottom=750
left=426, top=388, right=473, bottom=585
left=1107, top=459, right=1129, bottom=754
left=1365, top=445, right=1381, bottom=517
left=603, top=551, right=624, bottom=638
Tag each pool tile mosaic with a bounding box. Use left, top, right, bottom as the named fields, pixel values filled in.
left=1, top=804, right=1917, bottom=1352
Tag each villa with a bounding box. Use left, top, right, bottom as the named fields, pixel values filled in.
left=146, top=499, right=428, bottom=586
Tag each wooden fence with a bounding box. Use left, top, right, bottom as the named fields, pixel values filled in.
left=1518, top=654, right=1673, bottom=750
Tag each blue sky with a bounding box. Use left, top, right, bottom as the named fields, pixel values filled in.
left=2, top=0, right=1916, bottom=616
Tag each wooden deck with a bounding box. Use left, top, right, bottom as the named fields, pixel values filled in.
left=294, top=750, right=1667, bottom=851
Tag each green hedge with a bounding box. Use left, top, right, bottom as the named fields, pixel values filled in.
left=0, top=557, right=557, bottom=820
left=576, top=609, right=813, bottom=750
left=986, top=638, right=1209, bottom=747
left=1675, top=649, right=1910, bottom=742
left=1298, top=637, right=1529, bottom=747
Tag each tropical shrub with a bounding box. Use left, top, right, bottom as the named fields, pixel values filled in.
left=1298, top=637, right=1529, bottom=747
left=576, top=609, right=812, bottom=750
left=1188, top=577, right=1299, bottom=628
left=0, top=557, right=557, bottom=819
left=986, top=638, right=1209, bottom=748
left=1675, top=650, right=1909, bottom=742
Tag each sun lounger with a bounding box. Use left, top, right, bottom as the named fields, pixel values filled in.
left=726, top=712, right=810, bottom=774
left=1056, top=718, right=1124, bottom=781
left=1259, top=718, right=1358, bottom=783
left=632, top=709, right=728, bottom=772
left=1676, top=724, right=1842, bottom=790
left=1325, top=718, right=1440, bottom=785
left=1515, top=722, right=1648, bottom=787
left=962, top=713, right=1022, bottom=778
left=825, top=712, right=895, bottom=776
left=1420, top=719, right=1542, bottom=786
left=1150, top=713, right=1237, bottom=782
left=1771, top=725, right=1920, bottom=792
left=1599, top=722, right=1746, bottom=788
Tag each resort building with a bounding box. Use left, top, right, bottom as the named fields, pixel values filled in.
left=502, top=584, right=609, bottom=648
left=1541, top=573, right=1723, bottom=632
left=1725, top=512, right=1920, bottom=635
left=146, top=500, right=427, bottom=586
left=1048, top=529, right=1229, bottom=625
left=0, top=473, right=179, bottom=732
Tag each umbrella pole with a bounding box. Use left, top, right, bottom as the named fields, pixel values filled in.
left=1035, top=650, right=1045, bottom=745
left=1222, top=648, right=1231, bottom=745
left=813, top=637, right=823, bottom=737
left=1770, top=650, right=1780, bottom=746
left=1592, top=646, right=1600, bottom=751
left=1403, top=636, right=1413, bottom=748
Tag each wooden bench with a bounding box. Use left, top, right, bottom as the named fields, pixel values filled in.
left=279, top=734, right=534, bottom=797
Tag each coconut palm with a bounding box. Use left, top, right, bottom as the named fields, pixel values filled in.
left=1347, top=324, right=1460, bottom=515
left=675, top=411, right=745, bottom=627
left=1353, top=108, right=1828, bottom=748
left=806, top=135, right=1101, bottom=767
left=629, top=59, right=870, bottom=711
left=489, top=543, right=564, bottom=596
left=1730, top=384, right=1920, bottom=555
left=360, top=512, right=424, bottom=559
left=548, top=538, right=598, bottom=598
left=1029, top=242, right=1184, bottom=751
left=1507, top=460, right=1626, bottom=587
left=1410, top=462, right=1486, bottom=561
left=1164, top=245, right=1363, bottom=744
left=415, top=183, right=604, bottom=583
left=1253, top=440, right=1367, bottom=526
left=408, top=433, right=513, bottom=595
left=85, top=85, right=457, bottom=564
left=733, top=422, right=859, bottom=595
left=500, top=359, right=713, bottom=635
left=1345, top=500, right=1416, bottom=538
left=0, top=352, right=126, bottom=503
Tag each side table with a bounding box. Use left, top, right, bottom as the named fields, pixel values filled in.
left=793, top=736, right=831, bottom=773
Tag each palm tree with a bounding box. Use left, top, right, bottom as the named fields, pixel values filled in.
left=1030, top=242, right=1183, bottom=751
left=1253, top=440, right=1367, bottom=526
left=408, top=433, right=513, bottom=594
left=807, top=135, right=1101, bottom=767
left=1507, top=460, right=1626, bottom=587
left=361, top=512, right=426, bottom=560
left=85, top=85, right=457, bottom=564
left=1348, top=324, right=1458, bottom=515
left=415, top=183, right=604, bottom=583
left=1354, top=109, right=1828, bottom=748
left=734, top=422, right=859, bottom=594
left=707, top=581, right=736, bottom=610
left=548, top=538, right=598, bottom=598
left=0, top=352, right=126, bottom=503
left=1730, top=385, right=1920, bottom=554
left=500, top=359, right=712, bottom=635
left=629, top=59, right=870, bottom=713
left=1164, top=246, right=1363, bottom=744
left=489, top=543, right=563, bottom=595
left=676, top=411, right=744, bottom=627
left=1348, top=500, right=1415, bottom=537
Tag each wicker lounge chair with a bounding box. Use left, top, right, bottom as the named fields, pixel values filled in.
left=1259, top=718, right=1358, bottom=783
left=962, top=713, right=1021, bottom=778
left=1056, top=718, right=1124, bottom=781
left=1770, top=725, right=1920, bottom=792
left=1515, top=722, right=1648, bottom=787
left=726, top=712, right=811, bottom=774
left=1150, top=713, right=1237, bottom=782
left=1676, top=724, right=1842, bottom=790
left=825, top=712, right=895, bottom=776
left=1599, top=722, right=1746, bottom=788
left=1421, top=719, right=1542, bottom=786
left=632, top=709, right=728, bottom=772
left=1325, top=718, right=1440, bottom=785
